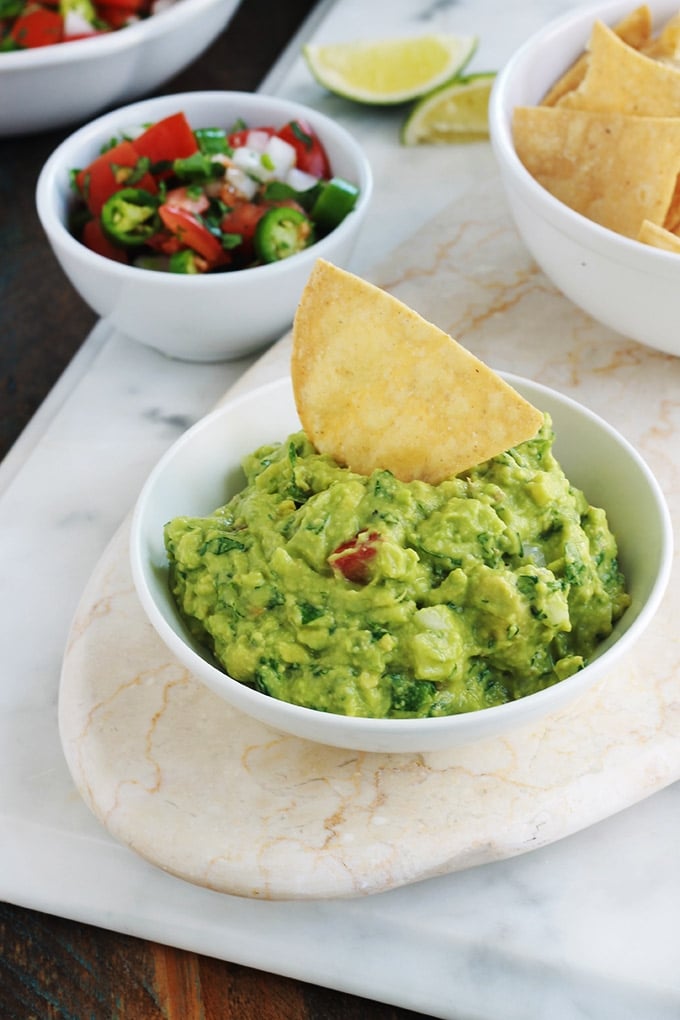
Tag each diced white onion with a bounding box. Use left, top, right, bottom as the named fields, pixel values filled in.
left=416, top=606, right=451, bottom=631
left=522, top=544, right=546, bottom=567
left=286, top=167, right=319, bottom=192
left=225, top=166, right=258, bottom=200
left=231, top=145, right=287, bottom=183
left=232, top=146, right=263, bottom=175
left=63, top=10, right=97, bottom=35
left=264, top=135, right=296, bottom=177
left=245, top=129, right=271, bottom=153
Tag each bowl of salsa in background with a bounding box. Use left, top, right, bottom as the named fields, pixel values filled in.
left=35, top=90, right=372, bottom=361
left=1, top=0, right=241, bottom=137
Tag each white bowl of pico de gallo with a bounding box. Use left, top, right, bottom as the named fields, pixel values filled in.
left=0, top=0, right=241, bottom=137
left=35, top=90, right=373, bottom=361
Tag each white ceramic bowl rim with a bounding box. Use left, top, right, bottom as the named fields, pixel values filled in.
left=0, top=0, right=219, bottom=68
left=490, top=0, right=680, bottom=280
left=130, top=372, right=673, bottom=747
left=36, top=90, right=372, bottom=287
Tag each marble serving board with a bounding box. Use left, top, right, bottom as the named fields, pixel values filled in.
left=58, top=178, right=680, bottom=901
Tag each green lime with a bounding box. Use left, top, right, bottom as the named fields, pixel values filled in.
left=401, top=72, right=496, bottom=144
left=303, top=34, right=478, bottom=105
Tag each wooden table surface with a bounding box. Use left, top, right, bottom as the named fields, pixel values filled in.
left=0, top=2, right=436, bottom=1016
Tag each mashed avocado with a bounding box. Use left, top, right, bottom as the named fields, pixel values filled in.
left=164, top=417, right=630, bottom=719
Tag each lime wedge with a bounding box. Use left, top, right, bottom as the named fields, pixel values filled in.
left=303, top=34, right=478, bottom=105
left=401, top=72, right=496, bottom=144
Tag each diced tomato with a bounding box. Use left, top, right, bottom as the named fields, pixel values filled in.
left=96, top=0, right=148, bottom=9
left=81, top=218, right=129, bottom=263
left=145, top=230, right=183, bottom=256
left=96, top=6, right=134, bottom=28
left=10, top=6, right=62, bottom=47
left=329, top=531, right=381, bottom=584
left=219, top=201, right=268, bottom=262
left=158, top=204, right=226, bottom=265
left=276, top=120, right=331, bottom=178
left=75, top=139, right=157, bottom=217
left=227, top=125, right=275, bottom=149
left=133, top=112, right=198, bottom=165
left=163, top=186, right=209, bottom=216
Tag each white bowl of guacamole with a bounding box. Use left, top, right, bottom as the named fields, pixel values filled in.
left=130, top=374, right=672, bottom=752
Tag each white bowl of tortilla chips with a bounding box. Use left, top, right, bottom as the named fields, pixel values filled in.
left=131, top=262, right=672, bottom=753
left=489, top=0, right=680, bottom=357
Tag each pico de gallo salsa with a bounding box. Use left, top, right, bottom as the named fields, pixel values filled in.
left=68, top=110, right=361, bottom=274
left=0, top=0, right=167, bottom=50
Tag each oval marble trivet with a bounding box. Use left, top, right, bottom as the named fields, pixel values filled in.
left=58, top=513, right=680, bottom=901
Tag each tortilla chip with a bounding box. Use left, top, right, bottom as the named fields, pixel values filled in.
left=663, top=173, right=680, bottom=232
left=557, top=19, right=680, bottom=115
left=512, top=105, right=680, bottom=237
left=291, top=260, right=543, bottom=484
left=541, top=5, right=652, bottom=106
left=611, top=3, right=654, bottom=48
left=641, top=11, right=680, bottom=62
left=541, top=55, right=590, bottom=108
left=638, top=218, right=680, bottom=252
left=541, top=54, right=591, bottom=108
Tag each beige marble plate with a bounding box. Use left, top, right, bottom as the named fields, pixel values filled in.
left=59, top=515, right=679, bottom=900
left=59, top=179, right=680, bottom=900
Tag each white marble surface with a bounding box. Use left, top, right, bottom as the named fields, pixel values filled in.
left=3, top=1, right=680, bottom=1017
left=58, top=182, right=680, bottom=903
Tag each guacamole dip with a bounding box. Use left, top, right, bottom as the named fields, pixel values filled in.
left=164, top=418, right=630, bottom=719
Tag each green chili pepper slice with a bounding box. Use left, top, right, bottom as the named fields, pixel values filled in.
left=172, top=151, right=223, bottom=184
left=254, top=206, right=314, bottom=263
left=100, top=187, right=160, bottom=247
left=194, top=126, right=230, bottom=156
left=169, top=249, right=202, bottom=274
left=261, top=179, right=322, bottom=211
left=310, top=176, right=359, bottom=232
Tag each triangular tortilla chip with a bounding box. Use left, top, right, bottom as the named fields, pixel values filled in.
left=638, top=218, right=680, bottom=252
left=512, top=106, right=680, bottom=237
left=291, top=260, right=543, bottom=484
left=557, top=19, right=680, bottom=115
left=541, top=5, right=652, bottom=106
left=641, top=10, right=680, bottom=62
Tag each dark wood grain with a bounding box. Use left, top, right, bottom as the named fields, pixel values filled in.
left=0, top=1, right=441, bottom=1016
left=0, top=900, right=437, bottom=1018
